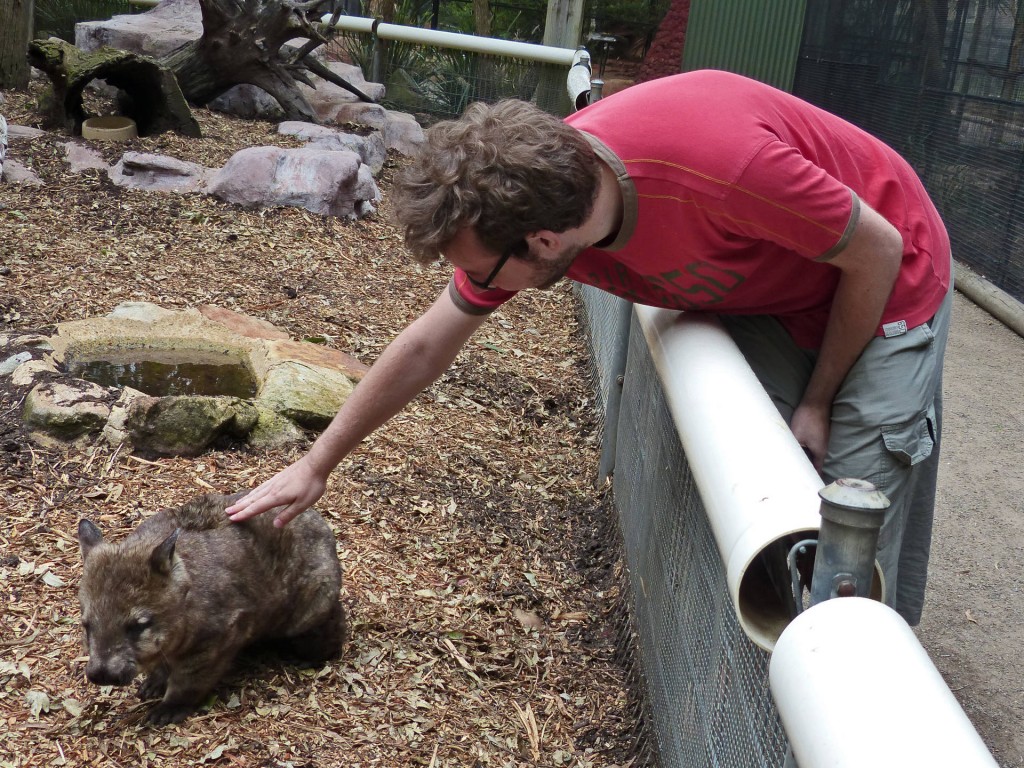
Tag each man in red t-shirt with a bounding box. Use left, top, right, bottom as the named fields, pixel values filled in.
left=228, top=71, right=952, bottom=625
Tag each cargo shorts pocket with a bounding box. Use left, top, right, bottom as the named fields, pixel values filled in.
left=880, top=403, right=937, bottom=467
left=874, top=403, right=938, bottom=553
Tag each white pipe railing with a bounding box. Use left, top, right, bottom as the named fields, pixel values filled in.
left=634, top=306, right=832, bottom=650
left=771, top=597, right=999, bottom=766
left=321, top=15, right=579, bottom=66
left=125, top=6, right=579, bottom=66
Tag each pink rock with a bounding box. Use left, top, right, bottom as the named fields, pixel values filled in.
left=65, top=142, right=110, bottom=173
left=109, top=152, right=211, bottom=193
left=207, top=146, right=379, bottom=219
left=266, top=339, right=369, bottom=382
left=198, top=305, right=290, bottom=341
left=75, top=0, right=202, bottom=57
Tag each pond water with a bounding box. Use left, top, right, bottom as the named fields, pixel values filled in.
left=68, top=349, right=258, bottom=399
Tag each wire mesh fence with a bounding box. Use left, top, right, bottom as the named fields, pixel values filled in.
left=325, top=28, right=575, bottom=122
left=794, top=0, right=1024, bottom=305
left=575, top=284, right=790, bottom=768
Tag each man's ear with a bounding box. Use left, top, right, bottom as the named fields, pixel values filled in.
left=525, top=230, right=563, bottom=259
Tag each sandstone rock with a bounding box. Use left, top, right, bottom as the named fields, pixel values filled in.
left=12, top=358, right=60, bottom=387
left=24, top=380, right=117, bottom=440
left=265, top=339, right=368, bottom=382
left=247, top=403, right=307, bottom=449
left=379, top=110, right=425, bottom=156
left=28, top=302, right=366, bottom=454
left=122, top=394, right=260, bottom=457
left=100, top=386, right=146, bottom=447
left=0, top=115, right=6, bottom=178
left=257, top=361, right=355, bottom=430
left=322, top=102, right=424, bottom=155
left=208, top=146, right=379, bottom=219
left=11, top=334, right=54, bottom=351
left=198, top=305, right=290, bottom=341
left=107, top=301, right=180, bottom=323
left=6, top=124, right=45, bottom=140
left=109, top=152, right=212, bottom=193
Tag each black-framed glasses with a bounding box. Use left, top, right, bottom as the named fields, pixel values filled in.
left=465, top=239, right=526, bottom=290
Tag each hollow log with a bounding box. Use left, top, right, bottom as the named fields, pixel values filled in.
left=27, top=38, right=201, bottom=137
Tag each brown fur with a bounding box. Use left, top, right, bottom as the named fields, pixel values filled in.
left=78, top=492, right=346, bottom=725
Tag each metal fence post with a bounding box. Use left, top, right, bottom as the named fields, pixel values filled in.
left=808, top=478, right=889, bottom=607
left=596, top=297, right=634, bottom=486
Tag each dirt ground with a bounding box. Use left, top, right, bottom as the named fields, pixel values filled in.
left=917, top=292, right=1024, bottom=768
left=0, top=86, right=642, bottom=768
left=2, top=79, right=1022, bottom=767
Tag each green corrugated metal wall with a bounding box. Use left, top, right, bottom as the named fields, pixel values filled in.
left=681, top=0, right=808, bottom=91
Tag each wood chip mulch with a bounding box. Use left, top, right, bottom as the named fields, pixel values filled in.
left=0, top=83, right=646, bottom=768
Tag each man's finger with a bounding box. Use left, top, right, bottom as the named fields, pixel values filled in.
left=273, top=505, right=302, bottom=528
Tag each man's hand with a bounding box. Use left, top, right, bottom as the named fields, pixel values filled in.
left=790, top=401, right=831, bottom=471
left=226, top=457, right=328, bottom=528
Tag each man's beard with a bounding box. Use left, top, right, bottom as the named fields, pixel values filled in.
left=533, top=243, right=586, bottom=290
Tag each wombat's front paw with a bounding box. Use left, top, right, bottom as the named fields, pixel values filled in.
left=137, top=673, right=168, bottom=701
left=146, top=701, right=196, bottom=726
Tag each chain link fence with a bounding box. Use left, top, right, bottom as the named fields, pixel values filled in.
left=794, top=0, right=1024, bottom=305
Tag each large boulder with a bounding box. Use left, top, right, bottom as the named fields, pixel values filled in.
left=207, top=146, right=379, bottom=219
left=117, top=393, right=260, bottom=457
left=318, top=102, right=424, bottom=155
left=278, top=120, right=388, bottom=175
left=75, top=0, right=203, bottom=58
left=23, top=380, right=118, bottom=442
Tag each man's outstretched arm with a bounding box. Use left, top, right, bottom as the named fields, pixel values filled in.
left=791, top=202, right=904, bottom=469
left=226, top=286, right=489, bottom=526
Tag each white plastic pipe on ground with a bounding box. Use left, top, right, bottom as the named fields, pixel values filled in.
left=321, top=15, right=578, bottom=66
left=771, top=597, right=999, bottom=766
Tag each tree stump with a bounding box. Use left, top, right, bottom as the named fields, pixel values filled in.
left=28, top=39, right=201, bottom=138
left=160, top=0, right=374, bottom=123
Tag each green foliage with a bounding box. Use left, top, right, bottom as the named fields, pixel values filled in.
left=407, top=49, right=540, bottom=119
left=34, top=0, right=132, bottom=43
left=437, top=0, right=547, bottom=43
left=339, top=0, right=431, bottom=87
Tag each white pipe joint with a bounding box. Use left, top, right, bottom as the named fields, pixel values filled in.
left=771, top=597, right=999, bottom=767
left=567, top=49, right=594, bottom=111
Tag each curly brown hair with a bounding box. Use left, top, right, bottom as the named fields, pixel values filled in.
left=392, top=100, right=601, bottom=263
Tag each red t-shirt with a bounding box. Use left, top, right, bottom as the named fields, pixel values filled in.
left=451, top=70, right=950, bottom=349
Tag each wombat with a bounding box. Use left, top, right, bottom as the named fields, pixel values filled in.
left=77, top=491, right=346, bottom=725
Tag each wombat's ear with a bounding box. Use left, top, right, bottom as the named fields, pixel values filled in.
left=78, top=520, right=104, bottom=561
left=150, top=528, right=181, bottom=576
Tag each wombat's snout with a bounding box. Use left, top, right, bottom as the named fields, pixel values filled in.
left=86, top=658, right=137, bottom=687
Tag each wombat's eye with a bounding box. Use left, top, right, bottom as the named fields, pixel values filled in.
left=126, top=617, right=152, bottom=638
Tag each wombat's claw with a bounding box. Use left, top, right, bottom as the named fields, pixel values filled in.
left=146, top=702, right=195, bottom=725
left=137, top=675, right=167, bottom=701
